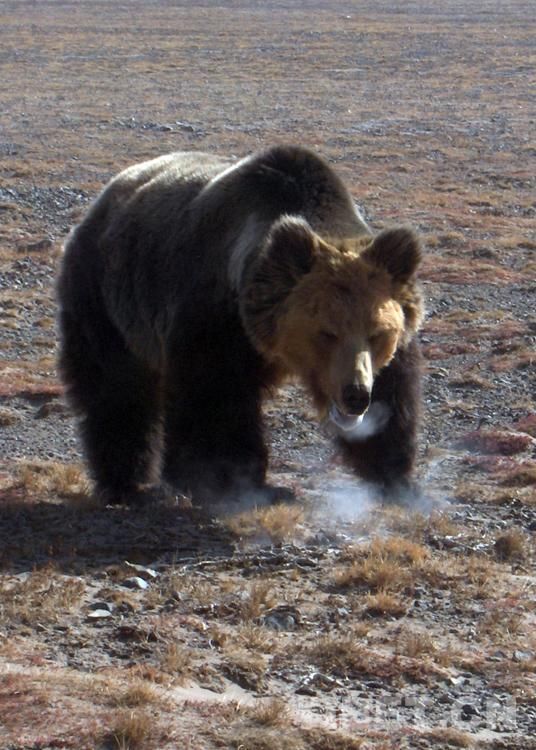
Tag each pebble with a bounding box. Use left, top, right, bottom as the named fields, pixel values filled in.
left=122, top=576, right=149, bottom=590
left=86, top=609, right=112, bottom=620
left=125, top=561, right=158, bottom=580
left=260, top=605, right=301, bottom=631
left=513, top=650, right=533, bottom=662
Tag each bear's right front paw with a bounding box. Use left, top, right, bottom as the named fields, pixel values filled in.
left=262, top=484, right=297, bottom=505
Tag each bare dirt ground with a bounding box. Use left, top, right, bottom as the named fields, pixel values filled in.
left=0, top=1, right=535, bottom=748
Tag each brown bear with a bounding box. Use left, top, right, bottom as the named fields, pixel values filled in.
left=57, top=145, right=424, bottom=505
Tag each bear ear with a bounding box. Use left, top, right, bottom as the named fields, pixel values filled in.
left=362, top=227, right=422, bottom=282
left=263, top=215, right=317, bottom=283
left=240, top=216, right=317, bottom=351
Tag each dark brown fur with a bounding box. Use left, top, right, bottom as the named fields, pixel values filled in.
left=57, top=145, right=424, bottom=504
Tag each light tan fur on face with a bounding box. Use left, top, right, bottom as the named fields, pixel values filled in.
left=271, top=237, right=409, bottom=416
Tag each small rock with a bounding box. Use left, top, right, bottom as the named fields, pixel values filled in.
left=295, top=684, right=317, bottom=696
left=263, top=612, right=296, bottom=631
left=123, top=576, right=149, bottom=590
left=35, top=401, right=70, bottom=419
left=460, top=703, right=481, bottom=719
left=20, top=238, right=53, bottom=253
left=260, top=605, right=301, bottom=631
left=86, top=609, right=113, bottom=620
left=513, top=650, right=533, bottom=662
left=296, top=672, right=344, bottom=693
left=125, top=561, right=158, bottom=580
left=88, top=601, right=114, bottom=612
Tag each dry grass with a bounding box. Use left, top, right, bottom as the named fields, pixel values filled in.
left=0, top=407, right=20, bottom=426
left=222, top=705, right=368, bottom=750
left=237, top=580, right=280, bottom=622
left=335, top=536, right=429, bottom=593
left=302, top=729, right=366, bottom=750
left=336, top=557, right=409, bottom=592
left=478, top=609, right=524, bottom=642
left=363, top=591, right=409, bottom=618
left=223, top=647, right=268, bottom=692
left=0, top=566, right=86, bottom=626
left=106, top=710, right=153, bottom=750
left=304, top=632, right=380, bottom=679
left=221, top=725, right=307, bottom=750
left=494, top=530, right=527, bottom=561
left=109, top=680, right=161, bottom=709
left=500, top=465, right=536, bottom=487
left=0, top=0, right=535, bottom=746
left=420, top=727, right=472, bottom=748
left=225, top=503, right=305, bottom=543
left=159, top=641, right=195, bottom=682
left=15, top=460, right=89, bottom=499
left=396, top=628, right=438, bottom=659
left=251, top=696, right=291, bottom=727
left=235, top=623, right=277, bottom=653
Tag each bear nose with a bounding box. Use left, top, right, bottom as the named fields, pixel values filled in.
left=341, top=384, right=371, bottom=415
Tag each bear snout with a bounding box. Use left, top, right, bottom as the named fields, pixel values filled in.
left=341, top=384, right=371, bottom=416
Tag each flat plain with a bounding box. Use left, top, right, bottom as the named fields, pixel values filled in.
left=0, top=1, right=534, bottom=748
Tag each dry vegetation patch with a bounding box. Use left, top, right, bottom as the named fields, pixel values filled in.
left=0, top=0, right=535, bottom=747
left=0, top=566, right=86, bottom=627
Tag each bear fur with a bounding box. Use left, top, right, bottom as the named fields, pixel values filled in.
left=57, top=145, right=424, bottom=504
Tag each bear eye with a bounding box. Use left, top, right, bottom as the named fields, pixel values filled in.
left=368, top=332, right=390, bottom=352
left=368, top=333, right=383, bottom=345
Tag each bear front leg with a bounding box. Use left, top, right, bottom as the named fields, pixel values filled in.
left=335, top=338, right=422, bottom=502
left=162, top=356, right=269, bottom=502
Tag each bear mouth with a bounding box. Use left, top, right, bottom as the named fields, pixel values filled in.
left=329, top=403, right=366, bottom=432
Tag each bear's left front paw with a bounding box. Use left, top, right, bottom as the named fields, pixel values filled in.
left=379, top=479, right=434, bottom=510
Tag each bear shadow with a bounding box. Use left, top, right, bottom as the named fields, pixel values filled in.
left=0, top=490, right=236, bottom=575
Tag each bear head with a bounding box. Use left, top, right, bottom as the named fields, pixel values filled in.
left=240, top=216, right=424, bottom=428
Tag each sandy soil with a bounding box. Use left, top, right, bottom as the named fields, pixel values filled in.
left=0, top=1, right=534, bottom=748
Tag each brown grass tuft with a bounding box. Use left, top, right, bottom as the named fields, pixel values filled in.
left=226, top=503, right=305, bottom=543
left=421, top=726, right=472, bottom=747
left=363, top=592, right=409, bottom=618
left=159, top=641, right=195, bottom=682
left=110, top=680, right=161, bottom=708
left=222, top=725, right=306, bottom=750
left=335, top=536, right=429, bottom=593
left=251, top=696, right=291, bottom=727
left=223, top=647, right=268, bottom=692
left=494, top=530, right=526, bottom=562
left=397, top=628, right=437, bottom=659
left=0, top=407, right=20, bottom=426
left=16, top=459, right=89, bottom=498
left=106, top=710, right=153, bottom=749
left=0, top=566, right=86, bottom=626
left=302, top=727, right=366, bottom=749
left=236, top=623, right=277, bottom=653
left=238, top=580, right=279, bottom=622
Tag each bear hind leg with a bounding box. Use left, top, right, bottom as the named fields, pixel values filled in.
left=59, top=311, right=164, bottom=504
